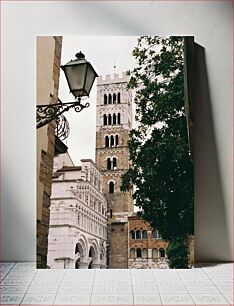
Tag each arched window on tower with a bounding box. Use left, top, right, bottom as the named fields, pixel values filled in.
left=113, top=157, right=117, bottom=169
left=113, top=113, right=116, bottom=125
left=159, top=248, right=165, bottom=258
left=136, top=248, right=142, bottom=258
left=110, top=135, right=114, bottom=147
left=105, top=136, right=109, bottom=147
left=108, top=93, right=112, bottom=104
left=142, top=230, right=147, bottom=239
left=103, top=114, right=107, bottom=126
left=152, top=230, right=158, bottom=239
left=117, top=113, right=121, bottom=124
left=130, top=230, right=135, bottom=239
left=109, top=181, right=114, bottom=193
left=107, top=158, right=111, bottom=170
left=116, top=135, right=119, bottom=146
left=113, top=93, right=116, bottom=103
left=104, top=94, right=107, bottom=104
left=108, top=114, right=112, bottom=125
left=117, top=92, right=121, bottom=103
left=136, top=230, right=141, bottom=239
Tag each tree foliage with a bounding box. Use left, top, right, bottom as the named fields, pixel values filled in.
left=167, top=237, right=189, bottom=269
left=121, top=37, right=194, bottom=267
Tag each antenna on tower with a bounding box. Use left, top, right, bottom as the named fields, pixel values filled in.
left=113, top=58, right=116, bottom=74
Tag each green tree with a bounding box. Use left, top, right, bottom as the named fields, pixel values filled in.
left=121, top=36, right=194, bottom=268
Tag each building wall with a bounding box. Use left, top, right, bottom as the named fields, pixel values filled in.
left=48, top=159, right=107, bottom=269
left=107, top=222, right=129, bottom=269
left=36, top=36, right=63, bottom=268
left=95, top=73, right=134, bottom=268
left=53, top=152, right=74, bottom=172
left=128, top=215, right=168, bottom=269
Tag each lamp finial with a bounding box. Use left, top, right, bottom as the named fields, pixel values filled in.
left=75, top=51, right=85, bottom=59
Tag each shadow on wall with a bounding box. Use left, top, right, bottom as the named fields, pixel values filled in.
left=194, top=43, right=231, bottom=262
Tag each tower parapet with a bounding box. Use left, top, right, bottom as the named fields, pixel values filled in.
left=97, top=73, right=129, bottom=85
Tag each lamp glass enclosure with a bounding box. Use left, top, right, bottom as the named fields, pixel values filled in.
left=84, top=64, right=97, bottom=96
left=61, top=52, right=98, bottom=98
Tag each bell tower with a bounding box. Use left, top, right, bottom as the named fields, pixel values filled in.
left=95, top=73, right=133, bottom=268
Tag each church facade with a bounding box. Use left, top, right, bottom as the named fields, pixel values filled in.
left=47, top=155, right=107, bottom=269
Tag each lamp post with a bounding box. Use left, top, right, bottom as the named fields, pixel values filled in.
left=37, top=52, right=98, bottom=129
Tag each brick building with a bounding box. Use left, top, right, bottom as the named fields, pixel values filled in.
left=95, top=73, right=134, bottom=268
left=128, top=213, right=168, bottom=269
left=37, top=36, right=63, bottom=268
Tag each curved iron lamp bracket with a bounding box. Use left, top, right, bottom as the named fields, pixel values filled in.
left=36, top=97, right=90, bottom=129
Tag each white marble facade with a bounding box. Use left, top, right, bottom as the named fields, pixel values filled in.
left=48, top=154, right=107, bottom=269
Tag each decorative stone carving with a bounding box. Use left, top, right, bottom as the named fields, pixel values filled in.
left=47, top=158, right=107, bottom=269
left=74, top=252, right=80, bottom=260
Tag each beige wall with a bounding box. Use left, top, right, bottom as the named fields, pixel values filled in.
left=36, top=37, right=56, bottom=220
left=36, top=36, right=63, bottom=267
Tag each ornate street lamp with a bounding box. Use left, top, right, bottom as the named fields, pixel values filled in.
left=37, top=52, right=98, bottom=129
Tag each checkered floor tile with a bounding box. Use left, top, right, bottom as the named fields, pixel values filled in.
left=0, top=262, right=233, bottom=305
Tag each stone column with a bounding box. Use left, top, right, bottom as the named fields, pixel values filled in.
left=65, top=260, right=75, bottom=269
left=87, top=192, right=90, bottom=206
left=148, top=248, right=152, bottom=268
left=92, top=263, right=101, bottom=269
left=79, top=262, right=89, bottom=269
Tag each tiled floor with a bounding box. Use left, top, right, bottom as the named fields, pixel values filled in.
left=0, top=262, right=233, bottom=305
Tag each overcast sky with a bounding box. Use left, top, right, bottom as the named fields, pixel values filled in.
left=59, top=36, right=138, bottom=165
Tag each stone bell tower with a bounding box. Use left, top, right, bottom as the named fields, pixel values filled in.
left=95, top=73, right=133, bottom=268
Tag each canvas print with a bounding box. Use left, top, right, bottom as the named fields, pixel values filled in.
left=36, top=36, right=194, bottom=269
